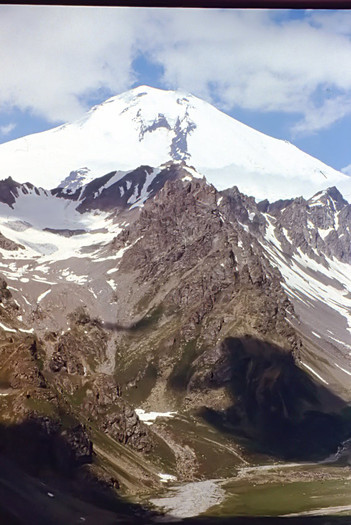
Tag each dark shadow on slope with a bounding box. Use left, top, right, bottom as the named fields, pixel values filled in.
left=103, top=305, right=163, bottom=333
left=198, top=336, right=351, bottom=462
left=1, top=419, right=351, bottom=523
left=0, top=417, right=154, bottom=524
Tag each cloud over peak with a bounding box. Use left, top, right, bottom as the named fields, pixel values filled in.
left=0, top=6, right=350, bottom=136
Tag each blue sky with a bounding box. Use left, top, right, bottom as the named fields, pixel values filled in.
left=1, top=6, right=351, bottom=174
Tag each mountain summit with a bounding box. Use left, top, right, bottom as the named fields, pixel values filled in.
left=0, top=85, right=350, bottom=201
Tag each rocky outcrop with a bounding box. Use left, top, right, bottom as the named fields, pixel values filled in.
left=106, top=175, right=301, bottom=415
left=261, top=186, right=351, bottom=264
left=81, top=374, right=152, bottom=453
left=0, top=278, right=13, bottom=303
left=49, top=308, right=108, bottom=375
left=0, top=177, right=47, bottom=208
left=46, top=309, right=153, bottom=454
left=0, top=231, right=24, bottom=250
left=76, top=162, right=194, bottom=213
left=102, top=405, right=152, bottom=452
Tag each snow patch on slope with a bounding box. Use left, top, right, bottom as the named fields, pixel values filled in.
left=260, top=221, right=351, bottom=354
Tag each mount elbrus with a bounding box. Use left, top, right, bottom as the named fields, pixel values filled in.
left=0, top=85, right=351, bottom=522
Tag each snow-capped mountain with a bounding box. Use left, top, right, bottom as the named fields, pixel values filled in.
left=0, top=85, right=350, bottom=202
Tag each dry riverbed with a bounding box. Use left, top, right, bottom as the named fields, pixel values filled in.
left=147, top=462, right=351, bottom=520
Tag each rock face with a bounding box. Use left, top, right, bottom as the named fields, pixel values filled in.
left=102, top=405, right=152, bottom=452
left=1, top=162, right=351, bottom=496
left=105, top=175, right=303, bottom=421
left=0, top=177, right=48, bottom=208
left=46, top=308, right=153, bottom=453
left=0, top=231, right=23, bottom=250
left=262, top=186, right=351, bottom=264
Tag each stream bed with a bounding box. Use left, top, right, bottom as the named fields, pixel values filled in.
left=148, top=462, right=351, bottom=520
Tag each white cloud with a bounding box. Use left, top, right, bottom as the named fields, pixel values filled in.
left=0, top=6, right=145, bottom=121
left=292, top=94, right=351, bottom=136
left=0, top=6, right=351, bottom=135
left=341, top=164, right=351, bottom=176
left=0, top=122, right=16, bottom=136
left=144, top=9, right=351, bottom=134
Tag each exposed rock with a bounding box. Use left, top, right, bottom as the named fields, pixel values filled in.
left=49, top=309, right=108, bottom=375
left=105, top=176, right=302, bottom=417
left=0, top=231, right=24, bottom=250
left=82, top=374, right=152, bottom=453
left=102, top=404, right=152, bottom=453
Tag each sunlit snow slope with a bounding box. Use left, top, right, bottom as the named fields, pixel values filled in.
left=0, top=86, right=350, bottom=201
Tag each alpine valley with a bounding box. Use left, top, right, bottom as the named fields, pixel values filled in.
left=1, top=86, right=351, bottom=524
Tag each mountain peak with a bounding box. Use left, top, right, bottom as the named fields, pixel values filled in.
left=308, top=186, right=348, bottom=210
left=0, top=85, right=350, bottom=201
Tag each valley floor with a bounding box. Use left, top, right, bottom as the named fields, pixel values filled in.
left=147, top=462, right=351, bottom=521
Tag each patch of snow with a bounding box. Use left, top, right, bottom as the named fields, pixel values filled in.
left=318, top=227, right=334, bottom=240
left=135, top=408, right=177, bottom=426
left=106, top=268, right=118, bottom=275
left=328, top=336, right=350, bottom=348
left=0, top=322, right=17, bottom=333
left=93, top=170, right=131, bottom=198
left=300, top=361, right=329, bottom=385
left=158, top=473, right=177, bottom=483
left=264, top=215, right=283, bottom=251
left=0, top=200, right=122, bottom=264
left=218, top=212, right=226, bottom=223
left=22, top=295, right=31, bottom=306
left=107, top=279, right=117, bottom=291
left=92, top=236, right=142, bottom=262
left=60, top=270, right=88, bottom=285
left=37, top=289, right=51, bottom=303
left=127, top=184, right=139, bottom=205
left=262, top=240, right=351, bottom=337
left=238, top=221, right=249, bottom=232
left=334, top=362, right=351, bottom=377
left=129, top=168, right=161, bottom=209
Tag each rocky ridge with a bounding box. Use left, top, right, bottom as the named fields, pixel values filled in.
left=0, top=162, right=351, bottom=509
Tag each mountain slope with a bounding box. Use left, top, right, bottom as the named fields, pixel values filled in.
left=0, top=86, right=350, bottom=201
left=1, top=162, right=351, bottom=520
